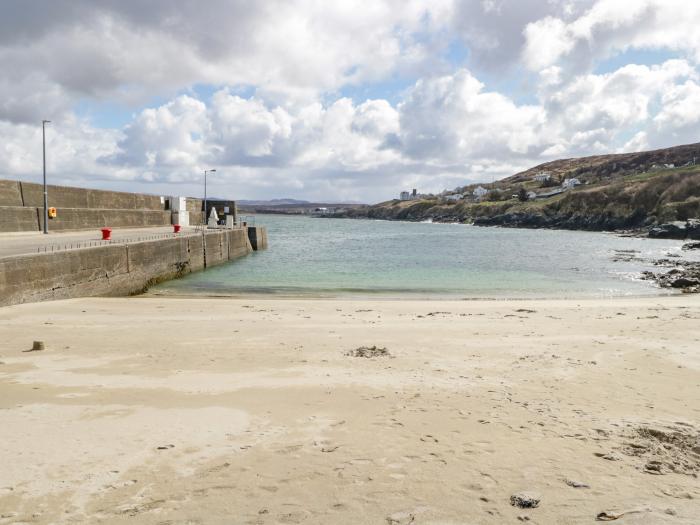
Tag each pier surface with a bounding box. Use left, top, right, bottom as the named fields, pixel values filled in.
left=0, top=226, right=198, bottom=258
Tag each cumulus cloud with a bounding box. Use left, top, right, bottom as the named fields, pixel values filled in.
left=0, top=0, right=453, bottom=122
left=2, top=0, right=700, bottom=201
left=452, top=0, right=594, bottom=71
left=541, top=59, right=700, bottom=155
left=395, top=69, right=545, bottom=162
left=108, top=96, right=209, bottom=168
left=522, top=0, right=700, bottom=73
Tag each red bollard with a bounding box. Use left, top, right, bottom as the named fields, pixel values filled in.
left=173, top=224, right=181, bottom=233
left=101, top=228, right=112, bottom=240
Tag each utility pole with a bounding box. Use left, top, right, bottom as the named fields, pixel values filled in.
left=42, top=120, right=51, bottom=234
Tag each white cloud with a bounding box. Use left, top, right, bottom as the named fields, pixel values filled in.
left=0, top=116, right=123, bottom=184
left=654, top=80, right=700, bottom=131
left=209, top=92, right=293, bottom=162
left=395, top=69, right=545, bottom=162
left=109, top=95, right=209, bottom=168
left=541, top=59, right=699, bottom=155
left=452, top=0, right=593, bottom=71
left=2, top=0, right=700, bottom=202
left=522, top=16, right=575, bottom=71
left=0, top=0, right=454, bottom=123
left=522, top=0, right=700, bottom=73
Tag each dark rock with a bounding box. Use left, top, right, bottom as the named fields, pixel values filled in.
left=648, top=221, right=688, bottom=239
left=643, top=259, right=700, bottom=292
left=682, top=242, right=700, bottom=250
left=345, top=346, right=392, bottom=358
left=686, top=219, right=700, bottom=240
left=671, top=277, right=700, bottom=288
left=510, top=492, right=541, bottom=509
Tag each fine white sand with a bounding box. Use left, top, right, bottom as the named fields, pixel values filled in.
left=0, top=296, right=699, bottom=524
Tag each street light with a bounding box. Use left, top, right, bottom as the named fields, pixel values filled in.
left=42, top=120, right=51, bottom=234
left=204, top=169, right=216, bottom=224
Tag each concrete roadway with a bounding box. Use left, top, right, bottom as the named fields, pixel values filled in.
left=0, top=226, right=202, bottom=258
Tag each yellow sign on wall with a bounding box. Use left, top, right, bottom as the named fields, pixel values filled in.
left=48, top=207, right=57, bottom=218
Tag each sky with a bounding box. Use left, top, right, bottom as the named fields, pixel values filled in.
left=2, top=0, right=700, bottom=203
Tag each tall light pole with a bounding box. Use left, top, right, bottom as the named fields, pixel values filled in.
left=204, top=169, right=216, bottom=224
left=42, top=120, right=51, bottom=234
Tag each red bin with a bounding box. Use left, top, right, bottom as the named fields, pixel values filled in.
left=101, top=228, right=112, bottom=240
left=173, top=224, right=182, bottom=233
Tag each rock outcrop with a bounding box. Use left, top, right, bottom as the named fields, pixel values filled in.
left=648, top=220, right=698, bottom=239
left=641, top=260, right=700, bottom=293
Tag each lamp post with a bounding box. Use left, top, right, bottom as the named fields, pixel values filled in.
left=204, top=169, right=216, bottom=224
left=42, top=120, right=51, bottom=234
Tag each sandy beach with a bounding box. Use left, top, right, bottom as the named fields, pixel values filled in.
left=0, top=295, right=699, bottom=524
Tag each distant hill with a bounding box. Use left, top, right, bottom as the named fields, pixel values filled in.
left=334, top=142, right=700, bottom=232
left=502, top=142, right=700, bottom=185
left=237, top=198, right=365, bottom=215
left=238, top=198, right=310, bottom=206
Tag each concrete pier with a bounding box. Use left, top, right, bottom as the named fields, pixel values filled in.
left=0, top=227, right=266, bottom=307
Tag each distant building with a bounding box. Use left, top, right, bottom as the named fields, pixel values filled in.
left=400, top=191, right=410, bottom=200
left=473, top=186, right=490, bottom=200
left=412, top=188, right=417, bottom=199
left=562, top=178, right=581, bottom=189
left=534, top=172, right=551, bottom=182
left=526, top=191, right=537, bottom=200
left=445, top=193, right=463, bottom=202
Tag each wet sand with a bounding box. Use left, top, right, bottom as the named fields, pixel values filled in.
left=0, top=296, right=699, bottom=524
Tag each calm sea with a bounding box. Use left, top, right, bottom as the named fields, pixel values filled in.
left=151, top=214, right=694, bottom=299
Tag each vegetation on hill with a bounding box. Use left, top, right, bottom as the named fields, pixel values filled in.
left=335, top=143, right=700, bottom=231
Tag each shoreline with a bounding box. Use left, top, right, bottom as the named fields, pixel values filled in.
left=1, top=294, right=699, bottom=523
left=145, top=288, right=684, bottom=301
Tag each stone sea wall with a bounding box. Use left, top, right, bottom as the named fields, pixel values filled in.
left=0, top=228, right=264, bottom=307
left=247, top=226, right=268, bottom=250
left=0, top=179, right=173, bottom=232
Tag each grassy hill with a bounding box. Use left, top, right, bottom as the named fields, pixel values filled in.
left=336, top=143, right=700, bottom=231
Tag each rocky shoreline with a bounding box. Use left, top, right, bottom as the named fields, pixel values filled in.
left=333, top=208, right=700, bottom=239
left=638, top=241, right=700, bottom=293
left=470, top=211, right=654, bottom=231
left=641, top=259, right=700, bottom=293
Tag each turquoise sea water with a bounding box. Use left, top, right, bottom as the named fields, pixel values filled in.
left=151, top=214, right=693, bottom=299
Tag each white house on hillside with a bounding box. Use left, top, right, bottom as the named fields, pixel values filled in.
left=445, top=193, right=464, bottom=202
left=534, top=172, right=551, bottom=182
left=562, top=178, right=581, bottom=189
left=400, top=191, right=410, bottom=200
left=473, top=186, right=490, bottom=200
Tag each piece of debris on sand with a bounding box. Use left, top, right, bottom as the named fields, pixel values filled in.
left=564, top=479, right=590, bottom=488
left=23, top=341, right=46, bottom=353
left=345, top=346, right=392, bottom=358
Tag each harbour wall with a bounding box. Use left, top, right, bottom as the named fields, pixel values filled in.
left=0, top=206, right=172, bottom=232
left=0, top=179, right=224, bottom=232
left=0, top=179, right=165, bottom=210
left=0, top=228, right=262, bottom=307
left=247, top=226, right=269, bottom=250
